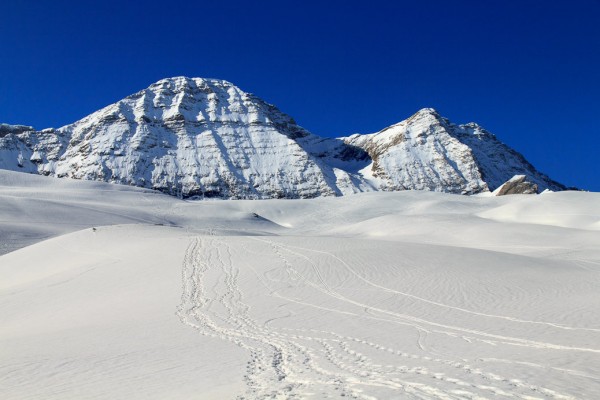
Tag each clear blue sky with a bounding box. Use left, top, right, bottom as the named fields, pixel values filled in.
left=1, top=0, right=599, bottom=190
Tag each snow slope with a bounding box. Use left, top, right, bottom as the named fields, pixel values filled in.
left=0, top=77, right=564, bottom=198
left=1, top=171, right=599, bottom=399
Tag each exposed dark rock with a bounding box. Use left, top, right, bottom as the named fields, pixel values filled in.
left=494, top=175, right=539, bottom=196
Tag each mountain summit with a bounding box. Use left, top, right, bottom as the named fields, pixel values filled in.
left=0, top=77, right=565, bottom=198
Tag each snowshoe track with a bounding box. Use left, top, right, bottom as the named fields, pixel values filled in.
left=178, top=236, right=589, bottom=399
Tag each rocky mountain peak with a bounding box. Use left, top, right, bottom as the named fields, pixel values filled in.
left=411, top=107, right=442, bottom=119
left=0, top=77, right=567, bottom=198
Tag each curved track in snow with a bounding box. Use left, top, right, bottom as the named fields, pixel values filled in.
left=178, top=235, right=597, bottom=399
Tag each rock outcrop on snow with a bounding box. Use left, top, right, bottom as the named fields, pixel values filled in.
left=493, top=175, right=539, bottom=196
left=0, top=77, right=566, bottom=198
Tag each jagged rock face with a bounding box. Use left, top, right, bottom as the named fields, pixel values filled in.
left=0, top=77, right=566, bottom=198
left=344, top=109, right=488, bottom=194
left=451, top=123, right=563, bottom=192
left=493, top=175, right=539, bottom=196
left=1, top=78, right=368, bottom=198
left=0, top=124, right=34, bottom=137
left=344, top=109, right=565, bottom=194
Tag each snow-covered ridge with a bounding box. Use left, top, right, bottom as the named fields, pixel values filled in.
left=0, top=77, right=565, bottom=198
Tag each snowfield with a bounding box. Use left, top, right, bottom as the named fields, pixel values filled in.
left=1, top=170, right=599, bottom=399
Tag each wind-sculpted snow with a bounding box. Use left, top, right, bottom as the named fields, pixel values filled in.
left=1, top=171, right=599, bottom=399
left=0, top=77, right=565, bottom=198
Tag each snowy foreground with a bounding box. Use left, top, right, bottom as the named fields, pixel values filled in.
left=1, top=170, right=600, bottom=400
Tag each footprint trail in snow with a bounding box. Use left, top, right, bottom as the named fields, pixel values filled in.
left=178, top=235, right=598, bottom=399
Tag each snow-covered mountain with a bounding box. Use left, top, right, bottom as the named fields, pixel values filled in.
left=0, top=77, right=565, bottom=198
left=344, top=108, right=566, bottom=194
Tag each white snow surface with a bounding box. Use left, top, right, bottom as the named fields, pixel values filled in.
left=0, top=78, right=564, bottom=199
left=1, top=170, right=599, bottom=399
